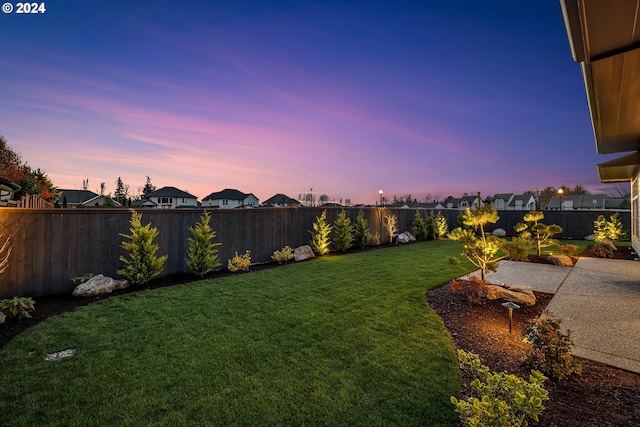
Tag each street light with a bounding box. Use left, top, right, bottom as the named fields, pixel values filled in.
left=379, top=189, right=383, bottom=206
left=557, top=188, right=564, bottom=210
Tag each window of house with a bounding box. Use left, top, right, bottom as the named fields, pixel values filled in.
left=159, top=197, right=172, bottom=204
left=222, top=200, right=228, bottom=205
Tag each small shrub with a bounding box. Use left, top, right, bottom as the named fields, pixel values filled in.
left=309, top=210, right=332, bottom=256
left=522, top=311, right=582, bottom=380
left=521, top=211, right=562, bottom=257
left=369, top=233, right=381, bottom=246
left=501, top=237, right=530, bottom=261
left=451, top=349, right=548, bottom=427
left=607, top=212, right=628, bottom=243
left=272, top=246, right=294, bottom=264
left=228, top=250, right=251, bottom=272
left=332, top=210, right=354, bottom=252
left=592, top=239, right=616, bottom=258
left=557, top=244, right=579, bottom=257
left=0, top=296, right=36, bottom=319
left=449, top=276, right=490, bottom=303
left=72, top=273, right=95, bottom=285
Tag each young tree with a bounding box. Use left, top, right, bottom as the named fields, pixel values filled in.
left=383, top=212, right=399, bottom=244
left=309, top=210, right=332, bottom=255
left=449, top=206, right=504, bottom=280
left=353, top=209, right=371, bottom=249
left=332, top=210, right=354, bottom=252
left=186, top=211, right=222, bottom=277
left=118, top=209, right=167, bottom=285
left=518, top=211, right=562, bottom=257
left=114, top=177, right=129, bottom=205
left=0, top=135, right=23, bottom=182
left=0, top=233, right=13, bottom=276
left=412, top=211, right=428, bottom=240
left=607, top=212, right=628, bottom=242
left=434, top=211, right=449, bottom=239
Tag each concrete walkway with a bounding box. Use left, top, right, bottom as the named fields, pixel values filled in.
left=473, top=258, right=640, bottom=373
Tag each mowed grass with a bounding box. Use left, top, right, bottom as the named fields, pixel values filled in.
left=0, top=240, right=472, bottom=427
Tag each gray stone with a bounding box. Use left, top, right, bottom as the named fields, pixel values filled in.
left=492, top=228, right=507, bottom=237
left=397, top=233, right=410, bottom=243
left=0, top=311, right=5, bottom=325
left=405, top=231, right=416, bottom=241
left=486, top=283, right=536, bottom=306
left=72, top=274, right=130, bottom=297
left=294, top=245, right=315, bottom=261
left=584, top=234, right=595, bottom=241
left=548, top=254, right=574, bottom=267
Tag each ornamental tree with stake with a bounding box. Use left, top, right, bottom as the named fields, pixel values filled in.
left=448, top=206, right=504, bottom=280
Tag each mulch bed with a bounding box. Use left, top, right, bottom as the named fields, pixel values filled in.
left=2, top=244, right=640, bottom=426
left=428, top=244, right=640, bottom=427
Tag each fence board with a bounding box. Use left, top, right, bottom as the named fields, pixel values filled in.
left=0, top=207, right=630, bottom=298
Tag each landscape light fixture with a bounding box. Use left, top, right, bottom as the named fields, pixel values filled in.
left=557, top=188, right=564, bottom=210
left=501, top=301, right=520, bottom=334
left=379, top=189, right=383, bottom=206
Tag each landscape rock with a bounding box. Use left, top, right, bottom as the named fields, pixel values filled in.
left=584, top=234, right=595, bottom=241
left=72, top=274, right=130, bottom=297
left=548, top=254, right=574, bottom=267
left=294, top=245, right=315, bottom=261
left=486, top=284, right=536, bottom=306
left=397, top=233, right=410, bottom=243
left=492, top=228, right=507, bottom=237
left=0, top=311, right=5, bottom=325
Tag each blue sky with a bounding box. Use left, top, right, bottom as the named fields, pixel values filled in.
left=0, top=1, right=620, bottom=204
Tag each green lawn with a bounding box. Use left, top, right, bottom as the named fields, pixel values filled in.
left=0, top=240, right=473, bottom=427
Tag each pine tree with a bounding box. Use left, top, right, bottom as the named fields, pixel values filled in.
left=333, top=210, right=354, bottom=252
left=412, top=211, right=428, bottom=240
left=142, top=176, right=156, bottom=196
left=520, top=211, right=562, bottom=256
left=593, top=215, right=608, bottom=242
left=607, top=212, right=628, bottom=243
left=353, top=209, right=371, bottom=248
left=186, top=211, right=222, bottom=277
left=118, top=209, right=167, bottom=285
left=309, top=210, right=332, bottom=255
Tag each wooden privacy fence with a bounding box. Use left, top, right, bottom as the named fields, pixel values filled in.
left=0, top=207, right=630, bottom=298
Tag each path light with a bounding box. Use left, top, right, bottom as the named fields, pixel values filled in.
left=501, top=301, right=520, bottom=334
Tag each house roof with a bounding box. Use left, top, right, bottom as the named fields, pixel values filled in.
left=263, top=194, right=300, bottom=206
left=509, top=194, right=534, bottom=205
left=203, top=188, right=248, bottom=201
left=59, top=189, right=99, bottom=204
left=492, top=193, right=514, bottom=201
left=0, top=177, right=20, bottom=192
left=561, top=0, right=640, bottom=181
left=146, top=186, right=198, bottom=199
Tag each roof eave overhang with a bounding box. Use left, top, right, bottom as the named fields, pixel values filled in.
left=597, top=151, right=640, bottom=182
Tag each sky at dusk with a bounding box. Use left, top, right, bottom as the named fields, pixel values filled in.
left=0, top=1, right=623, bottom=204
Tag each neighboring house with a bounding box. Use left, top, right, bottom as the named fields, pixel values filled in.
left=443, top=196, right=482, bottom=210
left=490, top=194, right=514, bottom=210
left=143, top=186, right=199, bottom=209
left=508, top=194, right=536, bottom=211
left=202, top=189, right=259, bottom=208
left=561, top=1, right=640, bottom=254
left=262, top=194, right=302, bottom=207
left=0, top=177, right=21, bottom=206
left=443, top=197, right=461, bottom=209
left=547, top=194, right=612, bottom=210
left=58, top=189, right=122, bottom=207
left=402, top=202, right=445, bottom=210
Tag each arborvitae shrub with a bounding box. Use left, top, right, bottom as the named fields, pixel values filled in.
left=412, top=211, right=428, bottom=240
left=353, top=210, right=371, bottom=249
left=434, top=211, right=449, bottom=239
left=186, top=211, right=222, bottom=277
left=332, top=210, right=354, bottom=252
left=118, top=209, right=167, bottom=285
left=309, top=210, right=332, bottom=255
